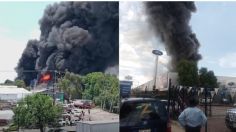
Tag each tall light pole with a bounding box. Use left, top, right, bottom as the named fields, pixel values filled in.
left=152, top=50, right=163, bottom=91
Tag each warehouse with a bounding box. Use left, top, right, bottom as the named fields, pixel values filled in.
left=0, top=85, right=31, bottom=101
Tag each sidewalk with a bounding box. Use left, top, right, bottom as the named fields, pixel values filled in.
left=171, top=120, right=184, bottom=132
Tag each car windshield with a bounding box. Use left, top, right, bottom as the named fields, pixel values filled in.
left=120, top=101, right=167, bottom=127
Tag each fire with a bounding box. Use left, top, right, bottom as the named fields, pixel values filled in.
left=40, top=72, right=52, bottom=82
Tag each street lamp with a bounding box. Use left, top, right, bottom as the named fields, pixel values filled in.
left=152, top=49, right=163, bottom=91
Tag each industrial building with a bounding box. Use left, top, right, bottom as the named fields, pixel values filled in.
left=132, top=73, right=236, bottom=103
left=133, top=72, right=178, bottom=92
left=0, top=85, right=31, bottom=101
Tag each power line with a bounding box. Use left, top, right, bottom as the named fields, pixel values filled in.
left=0, top=70, right=67, bottom=73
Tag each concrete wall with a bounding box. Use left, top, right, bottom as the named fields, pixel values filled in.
left=76, top=120, right=119, bottom=132
left=0, top=94, right=17, bottom=101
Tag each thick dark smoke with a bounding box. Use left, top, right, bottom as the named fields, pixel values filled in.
left=145, top=2, right=201, bottom=71
left=16, top=40, right=39, bottom=85
left=16, top=2, right=118, bottom=85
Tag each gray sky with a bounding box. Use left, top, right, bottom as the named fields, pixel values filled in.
left=120, top=1, right=236, bottom=87
left=1, top=1, right=236, bottom=86
left=0, top=2, right=53, bottom=83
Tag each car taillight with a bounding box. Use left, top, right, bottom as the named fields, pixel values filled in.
left=166, top=119, right=171, bottom=132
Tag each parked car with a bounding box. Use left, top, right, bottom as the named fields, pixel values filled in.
left=58, top=119, right=66, bottom=126
left=223, top=98, right=230, bottom=104
left=200, top=98, right=212, bottom=104
left=71, top=109, right=82, bottom=114
left=70, top=119, right=80, bottom=126
left=225, top=108, right=236, bottom=131
left=120, top=98, right=171, bottom=132
left=62, top=112, right=70, bottom=118
left=73, top=111, right=82, bottom=117
left=73, top=100, right=95, bottom=109
left=47, top=128, right=67, bottom=132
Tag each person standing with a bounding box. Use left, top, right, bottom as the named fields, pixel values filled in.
left=178, top=97, right=207, bottom=132
left=88, top=109, right=90, bottom=114
left=81, top=110, right=85, bottom=121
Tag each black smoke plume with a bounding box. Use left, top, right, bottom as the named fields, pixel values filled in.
left=145, top=2, right=201, bottom=71
left=16, top=2, right=118, bottom=85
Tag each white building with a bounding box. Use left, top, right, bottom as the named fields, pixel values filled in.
left=134, top=72, right=178, bottom=92
left=0, top=85, right=31, bottom=101
left=217, top=76, right=236, bottom=87
left=134, top=74, right=236, bottom=92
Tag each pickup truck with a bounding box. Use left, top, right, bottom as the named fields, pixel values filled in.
left=225, top=108, right=236, bottom=131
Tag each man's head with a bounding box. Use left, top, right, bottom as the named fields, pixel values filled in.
left=188, top=97, right=199, bottom=107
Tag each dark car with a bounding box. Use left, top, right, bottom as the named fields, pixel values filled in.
left=47, top=128, right=67, bottom=132
left=120, top=98, right=171, bottom=132
left=74, top=100, right=95, bottom=109
left=81, top=101, right=94, bottom=109
left=225, top=108, right=236, bottom=131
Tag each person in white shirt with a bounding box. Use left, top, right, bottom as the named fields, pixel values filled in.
left=178, top=97, right=207, bottom=132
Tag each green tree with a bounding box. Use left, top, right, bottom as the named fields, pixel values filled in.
left=82, top=72, right=105, bottom=100
left=176, top=59, right=199, bottom=86
left=57, top=71, right=83, bottom=101
left=199, top=67, right=218, bottom=88
left=82, top=72, right=119, bottom=111
left=14, top=79, right=26, bottom=88
left=228, top=82, right=235, bottom=87
left=3, top=79, right=14, bottom=85
left=13, top=94, right=62, bottom=132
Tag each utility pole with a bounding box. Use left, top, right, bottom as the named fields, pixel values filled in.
left=53, top=70, right=57, bottom=105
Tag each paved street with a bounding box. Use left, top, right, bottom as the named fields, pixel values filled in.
left=171, top=121, right=184, bottom=132
left=86, top=107, right=119, bottom=121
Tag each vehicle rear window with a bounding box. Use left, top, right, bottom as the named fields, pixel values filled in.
left=120, top=101, right=167, bottom=126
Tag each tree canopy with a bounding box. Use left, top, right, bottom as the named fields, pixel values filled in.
left=199, top=67, right=218, bottom=88
left=3, top=79, right=14, bottom=85
left=13, top=94, right=63, bottom=132
left=57, top=72, right=83, bottom=100
left=176, top=60, right=218, bottom=88
left=82, top=72, right=119, bottom=111
left=15, top=79, right=26, bottom=88
left=57, top=71, right=119, bottom=112
left=177, top=59, right=199, bottom=86
left=1, top=79, right=26, bottom=88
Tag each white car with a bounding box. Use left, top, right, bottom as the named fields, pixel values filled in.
left=71, top=109, right=82, bottom=115
left=200, top=98, right=212, bottom=103
left=58, top=119, right=66, bottom=126
left=73, top=109, right=82, bottom=112
left=70, top=119, right=80, bottom=125
left=74, top=119, right=80, bottom=123
left=73, top=111, right=82, bottom=117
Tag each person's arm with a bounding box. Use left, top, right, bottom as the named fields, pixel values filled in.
left=200, top=111, right=207, bottom=126
left=178, top=110, right=186, bottom=127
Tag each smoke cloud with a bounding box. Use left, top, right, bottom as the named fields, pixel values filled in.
left=145, top=2, right=201, bottom=71
left=16, top=2, right=118, bottom=85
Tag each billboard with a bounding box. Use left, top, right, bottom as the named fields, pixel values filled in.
left=120, top=81, right=133, bottom=98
